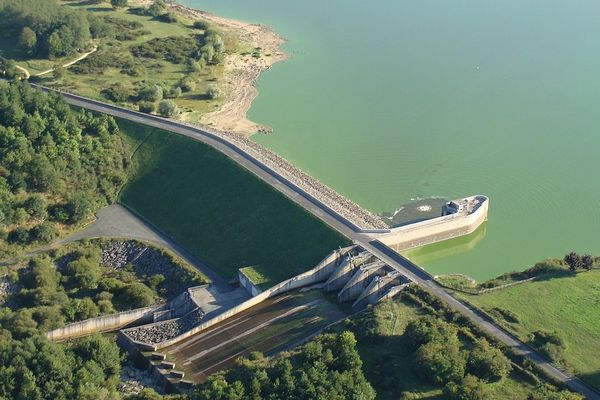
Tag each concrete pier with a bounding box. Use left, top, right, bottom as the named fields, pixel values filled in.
left=337, top=261, right=388, bottom=303
left=324, top=251, right=373, bottom=292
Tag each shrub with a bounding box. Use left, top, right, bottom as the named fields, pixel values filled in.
left=111, top=0, right=128, bottom=8
left=138, top=101, right=156, bottom=114
left=193, top=20, right=208, bottom=30
left=102, top=83, right=132, bottom=102
left=413, top=340, right=466, bottom=384
left=405, top=315, right=458, bottom=349
left=116, top=283, right=155, bottom=308
left=206, top=85, right=221, bottom=100
left=30, top=222, right=57, bottom=244
left=158, top=12, right=177, bottom=23
left=179, top=77, right=196, bottom=92
left=467, top=339, right=511, bottom=382
left=165, top=86, right=182, bottom=99
left=444, top=375, right=489, bottom=400
left=157, top=100, right=180, bottom=117
left=8, top=227, right=30, bottom=245
left=138, top=85, right=163, bottom=102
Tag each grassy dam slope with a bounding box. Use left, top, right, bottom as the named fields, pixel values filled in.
left=118, top=119, right=350, bottom=287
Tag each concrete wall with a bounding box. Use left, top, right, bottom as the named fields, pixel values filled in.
left=47, top=306, right=159, bottom=341
left=152, top=246, right=355, bottom=349
left=378, top=196, right=489, bottom=251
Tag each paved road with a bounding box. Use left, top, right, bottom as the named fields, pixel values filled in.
left=39, top=86, right=600, bottom=399
left=62, top=204, right=230, bottom=290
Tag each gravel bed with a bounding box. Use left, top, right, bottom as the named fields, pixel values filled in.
left=124, top=308, right=205, bottom=345
left=119, top=362, right=164, bottom=395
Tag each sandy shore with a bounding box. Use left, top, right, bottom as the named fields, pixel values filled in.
left=167, top=2, right=287, bottom=136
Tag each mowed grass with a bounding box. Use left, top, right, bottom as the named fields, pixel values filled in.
left=117, top=120, right=351, bottom=286
left=457, top=270, right=600, bottom=390
left=340, top=297, right=538, bottom=400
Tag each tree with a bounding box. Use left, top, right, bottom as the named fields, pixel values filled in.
left=413, top=340, right=466, bottom=384
left=19, top=27, right=37, bottom=55
left=467, top=339, right=511, bottom=382
left=581, top=254, right=594, bottom=270
left=111, top=0, right=128, bottom=8
left=139, top=85, right=163, bottom=102
left=138, top=101, right=156, bottom=114
left=193, top=20, right=209, bottom=30
left=564, top=252, right=582, bottom=272
left=117, top=283, right=155, bottom=308
left=66, top=257, right=102, bottom=289
left=24, top=195, right=47, bottom=221
left=146, top=0, right=166, bottom=17
left=0, top=59, right=19, bottom=80
left=158, top=100, right=180, bottom=117
left=8, top=227, right=30, bottom=245
left=206, top=85, right=221, bottom=100
left=405, top=315, right=458, bottom=349
left=53, top=64, right=66, bottom=80
left=444, top=375, right=489, bottom=400
left=30, top=222, right=57, bottom=244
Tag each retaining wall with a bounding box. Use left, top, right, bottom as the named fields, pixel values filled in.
left=47, top=306, right=159, bottom=341
left=152, top=246, right=355, bottom=350
left=378, top=196, right=489, bottom=251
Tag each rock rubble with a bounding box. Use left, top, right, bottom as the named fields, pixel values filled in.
left=124, top=308, right=205, bottom=345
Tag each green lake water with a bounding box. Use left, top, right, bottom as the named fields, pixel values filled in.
left=185, top=0, right=600, bottom=280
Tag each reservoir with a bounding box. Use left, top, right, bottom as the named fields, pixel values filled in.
left=186, top=0, right=600, bottom=280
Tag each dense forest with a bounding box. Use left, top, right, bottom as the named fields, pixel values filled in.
left=0, top=0, right=91, bottom=58
left=0, top=82, right=129, bottom=252
left=191, top=331, right=375, bottom=400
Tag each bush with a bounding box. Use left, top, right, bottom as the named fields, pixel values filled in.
left=138, top=101, right=156, bottom=114
left=111, top=0, right=128, bottom=8
left=165, top=86, right=182, bottom=99
left=467, top=339, right=511, bottom=382
left=193, top=20, right=208, bottom=30
left=116, top=283, right=155, bottom=308
left=444, top=375, right=489, bottom=400
left=65, top=257, right=102, bottom=289
left=30, top=222, right=57, bottom=244
left=179, top=77, right=196, bottom=92
left=8, top=227, right=30, bottom=245
left=131, top=36, right=198, bottom=64
left=102, top=83, right=132, bottom=102
left=158, top=12, right=177, bottom=23
left=413, top=340, right=466, bottom=384
left=157, top=100, right=180, bottom=117
left=405, top=316, right=458, bottom=349
left=138, top=85, right=163, bottom=102
left=206, top=85, right=221, bottom=100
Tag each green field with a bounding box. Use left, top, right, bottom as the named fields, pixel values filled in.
left=117, top=119, right=350, bottom=287
left=457, top=270, right=600, bottom=390
left=340, top=294, right=540, bottom=400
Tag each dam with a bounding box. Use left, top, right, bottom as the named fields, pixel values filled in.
left=372, top=195, right=489, bottom=253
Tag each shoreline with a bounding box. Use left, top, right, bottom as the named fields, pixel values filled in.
left=167, top=1, right=287, bottom=136
left=160, top=2, right=388, bottom=229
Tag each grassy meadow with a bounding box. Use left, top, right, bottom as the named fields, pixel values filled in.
left=117, top=119, right=350, bottom=287
left=457, top=269, right=600, bottom=390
